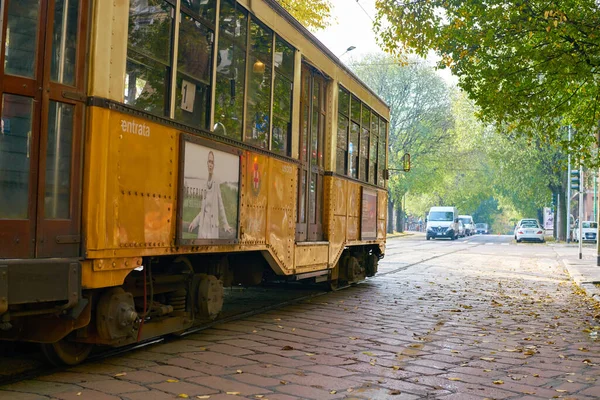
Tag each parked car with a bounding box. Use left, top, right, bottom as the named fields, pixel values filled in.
left=458, top=215, right=475, bottom=236
left=475, top=223, right=489, bottom=234
left=573, top=221, right=598, bottom=243
left=514, top=220, right=545, bottom=243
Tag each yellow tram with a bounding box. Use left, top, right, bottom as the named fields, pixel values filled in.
left=0, top=0, right=389, bottom=364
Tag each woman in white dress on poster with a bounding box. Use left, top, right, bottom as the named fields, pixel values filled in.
left=188, top=151, right=233, bottom=238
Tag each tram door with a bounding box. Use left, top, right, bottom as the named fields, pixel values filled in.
left=0, top=0, right=87, bottom=258
left=296, top=65, right=326, bottom=241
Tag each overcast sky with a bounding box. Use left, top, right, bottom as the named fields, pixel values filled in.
left=313, top=0, right=457, bottom=85
left=313, top=0, right=380, bottom=61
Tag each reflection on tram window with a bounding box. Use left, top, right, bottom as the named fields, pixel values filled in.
left=0, top=94, right=33, bottom=219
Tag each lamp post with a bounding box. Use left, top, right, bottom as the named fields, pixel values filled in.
left=339, top=46, right=356, bottom=58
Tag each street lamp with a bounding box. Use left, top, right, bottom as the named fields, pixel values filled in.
left=339, top=46, right=356, bottom=58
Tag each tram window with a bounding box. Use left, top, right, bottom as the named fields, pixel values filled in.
left=215, top=0, right=247, bottom=140
left=181, top=0, right=216, bottom=23
left=336, top=114, right=348, bottom=175
left=272, top=37, right=294, bottom=156
left=369, top=113, right=379, bottom=184
left=125, top=1, right=173, bottom=117
left=4, top=0, right=41, bottom=78
left=272, top=77, right=292, bottom=155
left=44, top=102, right=74, bottom=219
left=245, top=20, right=273, bottom=149
left=50, top=0, right=79, bottom=86
left=0, top=94, right=33, bottom=219
left=174, top=13, right=213, bottom=129
left=349, top=121, right=359, bottom=179
left=336, top=88, right=350, bottom=175
left=378, top=119, right=387, bottom=186
left=359, top=106, right=370, bottom=181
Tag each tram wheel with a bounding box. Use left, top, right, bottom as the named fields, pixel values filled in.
left=40, top=339, right=93, bottom=366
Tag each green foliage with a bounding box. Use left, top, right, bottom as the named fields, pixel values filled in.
left=276, top=0, right=333, bottom=30
left=374, top=0, right=600, bottom=167
left=350, top=54, right=454, bottom=204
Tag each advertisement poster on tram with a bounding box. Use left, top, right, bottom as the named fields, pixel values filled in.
left=361, top=188, right=377, bottom=240
left=179, top=137, right=240, bottom=244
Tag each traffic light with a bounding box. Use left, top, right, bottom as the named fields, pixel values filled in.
left=570, top=170, right=581, bottom=191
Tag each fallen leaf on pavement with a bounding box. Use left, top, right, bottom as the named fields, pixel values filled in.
left=493, top=380, right=504, bottom=385
left=447, top=377, right=462, bottom=381
left=480, top=357, right=495, bottom=361
left=167, top=379, right=179, bottom=383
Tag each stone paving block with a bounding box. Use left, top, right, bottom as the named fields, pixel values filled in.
left=52, top=389, right=122, bottom=400
left=147, top=340, right=213, bottom=355
left=183, top=351, right=257, bottom=367
left=233, top=363, right=297, bottom=377
left=80, top=379, right=148, bottom=394
left=36, top=372, right=109, bottom=384
left=122, top=389, right=181, bottom=400
left=341, top=386, right=421, bottom=400
left=146, top=364, right=207, bottom=379
left=187, top=376, right=272, bottom=395
left=66, top=363, right=136, bottom=376
left=274, top=383, right=344, bottom=399
left=115, top=370, right=174, bottom=384
left=258, top=394, right=299, bottom=400
left=0, top=392, right=48, bottom=400
left=231, top=372, right=282, bottom=387
left=278, top=372, right=361, bottom=391
left=302, top=364, right=359, bottom=377
left=148, top=381, right=218, bottom=397
left=205, top=343, right=256, bottom=357
left=163, top=357, right=236, bottom=375
left=216, top=339, right=266, bottom=349
left=103, top=357, right=159, bottom=369
left=244, top=354, right=313, bottom=368
left=0, top=380, right=82, bottom=396
left=249, top=345, right=308, bottom=358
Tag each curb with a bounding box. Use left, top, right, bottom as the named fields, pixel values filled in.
left=562, top=258, right=600, bottom=302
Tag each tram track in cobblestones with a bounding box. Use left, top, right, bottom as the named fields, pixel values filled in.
left=0, top=283, right=334, bottom=387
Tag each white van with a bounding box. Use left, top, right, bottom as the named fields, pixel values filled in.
left=426, top=206, right=459, bottom=240
left=458, top=215, right=475, bottom=236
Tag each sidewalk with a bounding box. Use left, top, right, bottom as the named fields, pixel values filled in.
left=562, top=253, right=600, bottom=301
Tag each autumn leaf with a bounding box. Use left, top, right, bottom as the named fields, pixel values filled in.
left=167, top=379, right=179, bottom=383
left=226, top=392, right=241, bottom=395
left=177, top=395, right=189, bottom=399
left=448, top=377, right=462, bottom=381
left=281, top=346, right=294, bottom=351
left=114, top=373, right=127, bottom=377
left=493, top=380, right=504, bottom=384
left=480, top=357, right=495, bottom=361
left=330, top=390, right=337, bottom=394
left=236, top=370, right=243, bottom=374
left=362, top=351, right=375, bottom=356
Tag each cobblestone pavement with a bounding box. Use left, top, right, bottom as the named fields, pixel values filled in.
left=2, top=238, right=600, bottom=399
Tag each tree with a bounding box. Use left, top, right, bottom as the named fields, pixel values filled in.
left=350, top=54, right=454, bottom=231
left=276, top=0, right=333, bottom=31
left=374, top=0, right=600, bottom=166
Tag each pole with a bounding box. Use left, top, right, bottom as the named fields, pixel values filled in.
left=567, top=126, right=572, bottom=243
left=579, top=165, right=584, bottom=260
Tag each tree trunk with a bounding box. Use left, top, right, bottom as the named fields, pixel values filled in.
left=387, top=198, right=394, bottom=234
left=396, top=207, right=404, bottom=233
